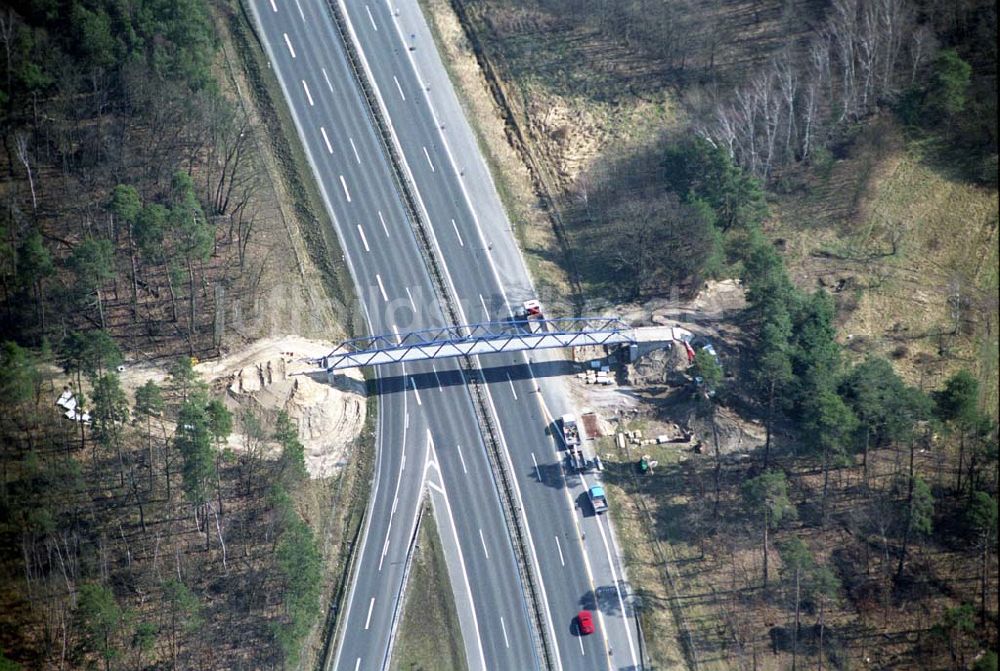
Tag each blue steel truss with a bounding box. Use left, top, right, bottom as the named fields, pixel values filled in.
left=316, top=317, right=636, bottom=371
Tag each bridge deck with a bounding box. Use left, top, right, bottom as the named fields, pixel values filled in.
left=317, top=317, right=641, bottom=371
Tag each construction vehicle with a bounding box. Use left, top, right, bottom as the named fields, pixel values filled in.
left=559, top=414, right=581, bottom=448
left=588, top=485, right=608, bottom=514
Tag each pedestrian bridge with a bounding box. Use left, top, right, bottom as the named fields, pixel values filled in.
left=313, top=317, right=667, bottom=371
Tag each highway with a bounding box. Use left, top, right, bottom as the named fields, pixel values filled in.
left=339, top=1, right=641, bottom=668
left=248, top=0, right=641, bottom=669
left=246, top=2, right=538, bottom=668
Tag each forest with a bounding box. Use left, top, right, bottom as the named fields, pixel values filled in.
left=0, top=0, right=349, bottom=668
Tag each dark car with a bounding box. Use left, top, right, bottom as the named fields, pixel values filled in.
left=577, top=610, right=595, bottom=635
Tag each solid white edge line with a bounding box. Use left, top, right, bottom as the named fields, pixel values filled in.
left=335, top=7, right=542, bottom=667
left=235, top=10, right=391, bottom=671
left=425, top=437, right=488, bottom=669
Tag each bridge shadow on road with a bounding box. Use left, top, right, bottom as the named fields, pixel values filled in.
left=328, top=358, right=579, bottom=396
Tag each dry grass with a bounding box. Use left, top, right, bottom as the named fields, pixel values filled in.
left=772, top=118, right=999, bottom=402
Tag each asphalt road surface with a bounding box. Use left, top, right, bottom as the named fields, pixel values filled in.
left=247, top=2, right=539, bottom=669
left=248, top=0, right=641, bottom=668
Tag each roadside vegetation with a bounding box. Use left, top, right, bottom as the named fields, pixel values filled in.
left=0, top=0, right=360, bottom=668
left=390, top=509, right=468, bottom=671
left=424, top=0, right=997, bottom=667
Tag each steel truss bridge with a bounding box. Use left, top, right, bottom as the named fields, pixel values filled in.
left=315, top=317, right=640, bottom=371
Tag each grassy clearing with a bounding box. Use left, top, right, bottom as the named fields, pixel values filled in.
left=772, top=118, right=999, bottom=402
left=390, top=508, right=468, bottom=671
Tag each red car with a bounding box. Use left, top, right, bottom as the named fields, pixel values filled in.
left=577, top=610, right=595, bottom=635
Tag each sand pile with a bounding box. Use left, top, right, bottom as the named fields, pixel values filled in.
left=198, top=336, right=366, bottom=479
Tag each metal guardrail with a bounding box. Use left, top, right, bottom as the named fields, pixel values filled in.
left=462, top=357, right=552, bottom=670
left=320, top=1, right=555, bottom=668
left=380, top=498, right=426, bottom=671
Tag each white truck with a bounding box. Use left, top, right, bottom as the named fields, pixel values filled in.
left=560, top=414, right=581, bottom=448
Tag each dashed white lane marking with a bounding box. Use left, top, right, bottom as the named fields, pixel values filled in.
left=357, top=225, right=370, bottom=252
left=456, top=443, right=468, bottom=474
left=378, top=211, right=390, bottom=237
left=451, top=218, right=464, bottom=246
left=320, top=127, right=333, bottom=154
left=365, top=4, right=378, bottom=30
left=531, top=452, right=541, bottom=481
left=364, top=597, right=375, bottom=629
left=500, top=616, right=510, bottom=648
left=293, top=0, right=304, bottom=20
left=375, top=274, right=388, bottom=301
left=506, top=373, right=518, bottom=400
left=322, top=67, right=334, bottom=92
left=431, top=365, right=444, bottom=392
left=339, top=175, right=351, bottom=202
left=422, top=146, right=435, bottom=172
left=354, top=659, right=361, bottom=671
left=409, top=377, right=422, bottom=405
left=478, top=528, right=490, bottom=559
left=404, top=287, right=416, bottom=311
left=393, top=75, right=406, bottom=101
left=577, top=628, right=585, bottom=654
left=554, top=535, right=565, bottom=567
left=479, top=294, right=489, bottom=319
left=349, top=137, right=362, bottom=164
left=378, top=531, right=389, bottom=571
left=269, top=0, right=277, bottom=12
left=283, top=33, right=296, bottom=58
left=301, top=80, right=314, bottom=106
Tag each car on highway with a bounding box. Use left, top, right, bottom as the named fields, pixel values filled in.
left=577, top=610, right=595, bottom=635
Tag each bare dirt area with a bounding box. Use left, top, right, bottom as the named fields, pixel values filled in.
left=114, top=336, right=366, bottom=480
